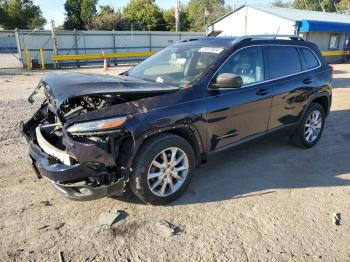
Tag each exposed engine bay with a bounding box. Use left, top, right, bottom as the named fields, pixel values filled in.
left=61, top=95, right=125, bottom=120
left=60, top=93, right=155, bottom=121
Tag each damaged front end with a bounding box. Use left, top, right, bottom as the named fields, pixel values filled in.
left=21, top=101, right=127, bottom=201
left=21, top=73, right=177, bottom=201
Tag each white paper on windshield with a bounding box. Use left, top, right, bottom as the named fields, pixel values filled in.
left=176, top=58, right=187, bottom=65
left=156, top=76, right=164, bottom=83
left=198, top=47, right=224, bottom=54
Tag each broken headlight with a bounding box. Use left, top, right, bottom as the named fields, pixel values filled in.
left=66, top=116, right=127, bottom=135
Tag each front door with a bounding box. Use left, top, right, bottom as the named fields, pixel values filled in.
left=205, top=46, right=273, bottom=151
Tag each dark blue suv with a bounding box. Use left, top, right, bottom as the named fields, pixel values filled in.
left=21, top=35, right=332, bottom=205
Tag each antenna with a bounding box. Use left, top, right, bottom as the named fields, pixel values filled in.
left=274, top=27, right=280, bottom=39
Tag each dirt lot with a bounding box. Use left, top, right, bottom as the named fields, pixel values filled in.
left=0, top=54, right=21, bottom=69
left=0, top=64, right=349, bottom=261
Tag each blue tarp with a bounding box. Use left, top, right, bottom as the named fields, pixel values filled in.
left=299, top=20, right=350, bottom=33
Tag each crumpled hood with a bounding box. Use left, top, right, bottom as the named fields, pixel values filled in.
left=41, top=72, right=178, bottom=108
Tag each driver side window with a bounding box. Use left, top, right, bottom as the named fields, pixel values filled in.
left=218, top=46, right=265, bottom=86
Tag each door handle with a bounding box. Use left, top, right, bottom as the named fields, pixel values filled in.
left=256, top=89, right=270, bottom=96
left=303, top=78, right=313, bottom=84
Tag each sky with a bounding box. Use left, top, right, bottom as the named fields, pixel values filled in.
left=34, top=0, right=276, bottom=29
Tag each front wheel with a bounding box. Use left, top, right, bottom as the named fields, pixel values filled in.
left=130, top=133, right=195, bottom=205
left=291, top=103, right=325, bottom=148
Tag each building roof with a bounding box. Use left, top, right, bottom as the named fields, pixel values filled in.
left=210, top=5, right=350, bottom=25
left=252, top=5, right=350, bottom=24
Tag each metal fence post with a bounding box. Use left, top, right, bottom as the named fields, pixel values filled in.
left=113, top=30, right=117, bottom=65
left=39, top=48, right=45, bottom=70
left=74, top=29, right=80, bottom=67
left=149, top=32, right=152, bottom=52
left=25, top=48, right=31, bottom=70
left=14, top=28, right=24, bottom=69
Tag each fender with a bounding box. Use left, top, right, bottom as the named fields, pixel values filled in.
left=120, top=122, right=206, bottom=176
left=298, top=91, right=331, bottom=124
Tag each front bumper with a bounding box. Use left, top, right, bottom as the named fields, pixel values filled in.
left=21, top=118, right=126, bottom=201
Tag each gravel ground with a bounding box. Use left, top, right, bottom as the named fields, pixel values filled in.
left=0, top=54, right=21, bottom=69
left=0, top=65, right=349, bottom=261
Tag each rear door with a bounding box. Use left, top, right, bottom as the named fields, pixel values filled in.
left=205, top=46, right=273, bottom=150
left=266, top=45, right=319, bottom=131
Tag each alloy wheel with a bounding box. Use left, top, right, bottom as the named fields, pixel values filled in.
left=147, top=147, right=189, bottom=197
left=304, top=109, right=323, bottom=143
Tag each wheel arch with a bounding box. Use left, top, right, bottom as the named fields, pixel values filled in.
left=117, top=124, right=206, bottom=178
left=302, top=92, right=331, bottom=121
left=311, top=95, right=330, bottom=117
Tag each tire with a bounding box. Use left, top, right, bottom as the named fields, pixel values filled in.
left=130, top=133, right=195, bottom=205
left=291, top=102, right=325, bottom=148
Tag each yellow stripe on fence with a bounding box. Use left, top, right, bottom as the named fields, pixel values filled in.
left=51, top=51, right=155, bottom=61
left=49, top=49, right=349, bottom=64
left=321, top=50, right=350, bottom=57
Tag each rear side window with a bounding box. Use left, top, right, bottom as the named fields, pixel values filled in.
left=300, top=48, right=320, bottom=70
left=266, top=46, right=302, bottom=79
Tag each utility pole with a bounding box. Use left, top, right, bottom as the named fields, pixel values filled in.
left=51, top=20, right=58, bottom=68
left=318, top=0, right=325, bottom=12
left=204, top=7, right=209, bottom=35
left=175, top=0, right=181, bottom=32
left=232, top=0, right=236, bottom=11
left=334, top=2, right=339, bottom=14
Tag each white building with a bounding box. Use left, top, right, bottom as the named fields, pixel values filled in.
left=208, top=5, right=350, bottom=62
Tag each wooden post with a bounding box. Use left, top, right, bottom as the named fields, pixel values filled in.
left=39, top=48, right=45, bottom=70
left=25, top=48, right=31, bottom=70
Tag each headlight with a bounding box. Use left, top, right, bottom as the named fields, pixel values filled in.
left=66, top=116, right=127, bottom=134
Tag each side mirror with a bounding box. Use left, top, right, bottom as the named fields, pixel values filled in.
left=212, top=73, right=243, bottom=89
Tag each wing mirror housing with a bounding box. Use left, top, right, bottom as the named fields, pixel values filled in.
left=212, top=73, right=243, bottom=89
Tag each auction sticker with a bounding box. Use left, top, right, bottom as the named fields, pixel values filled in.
left=198, top=47, right=224, bottom=54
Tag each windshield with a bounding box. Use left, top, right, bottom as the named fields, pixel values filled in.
left=127, top=44, right=227, bottom=87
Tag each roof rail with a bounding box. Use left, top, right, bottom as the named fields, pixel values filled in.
left=233, top=35, right=304, bottom=44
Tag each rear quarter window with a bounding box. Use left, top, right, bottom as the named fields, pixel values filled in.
left=299, top=48, right=320, bottom=70
left=266, top=46, right=302, bottom=79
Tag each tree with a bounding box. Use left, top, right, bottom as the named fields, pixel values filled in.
left=64, top=0, right=84, bottom=29
left=271, top=0, right=293, bottom=8
left=162, top=6, right=190, bottom=31
left=293, top=0, right=341, bottom=12
left=124, top=0, right=164, bottom=31
left=187, top=0, right=228, bottom=32
left=81, top=0, right=97, bottom=30
left=63, top=0, right=97, bottom=30
left=336, top=0, right=350, bottom=13
left=95, top=5, right=128, bottom=30
left=0, top=0, right=46, bottom=29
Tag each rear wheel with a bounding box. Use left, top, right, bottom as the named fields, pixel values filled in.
left=130, top=133, right=195, bottom=205
left=291, top=103, right=325, bottom=148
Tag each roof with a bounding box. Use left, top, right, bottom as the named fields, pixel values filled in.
left=252, top=5, right=350, bottom=24
left=210, top=5, right=350, bottom=25
left=176, top=35, right=312, bottom=48
left=177, top=37, right=238, bottom=46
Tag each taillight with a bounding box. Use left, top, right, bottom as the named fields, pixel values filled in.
left=330, top=65, right=334, bottom=80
